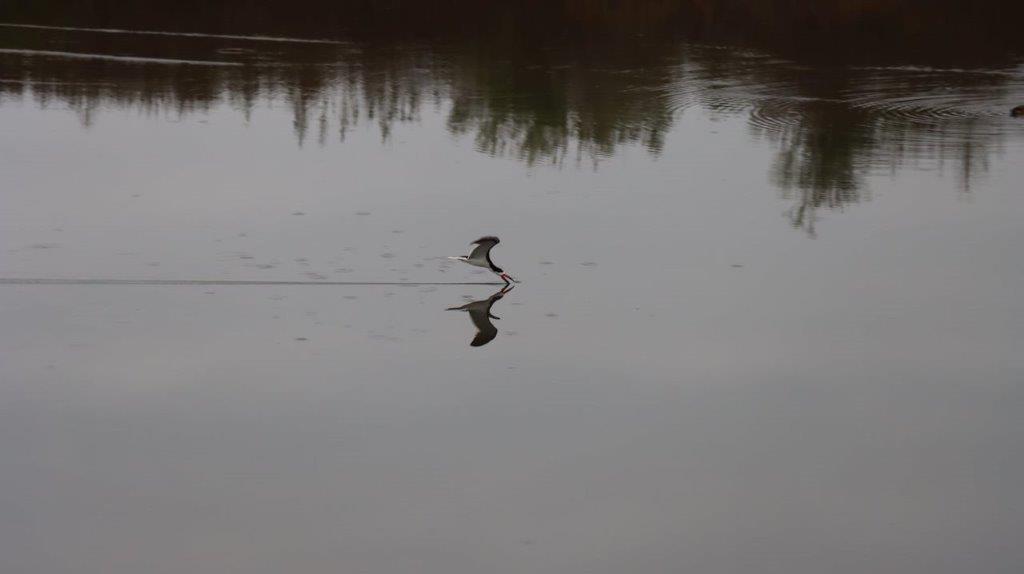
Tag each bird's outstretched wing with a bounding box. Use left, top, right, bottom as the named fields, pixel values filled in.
left=468, top=236, right=500, bottom=262
left=448, top=299, right=498, bottom=347
left=469, top=320, right=499, bottom=347
left=448, top=285, right=512, bottom=348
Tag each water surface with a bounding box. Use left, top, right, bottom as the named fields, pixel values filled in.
left=2, top=9, right=1023, bottom=574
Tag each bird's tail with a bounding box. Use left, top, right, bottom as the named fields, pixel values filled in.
left=447, top=256, right=468, bottom=262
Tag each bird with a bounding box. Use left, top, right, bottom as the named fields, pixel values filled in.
left=447, top=236, right=519, bottom=285
left=447, top=285, right=513, bottom=347
left=1012, top=105, right=1024, bottom=117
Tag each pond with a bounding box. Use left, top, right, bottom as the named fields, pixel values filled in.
left=2, top=3, right=1023, bottom=573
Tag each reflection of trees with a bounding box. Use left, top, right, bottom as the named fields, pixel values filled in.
left=738, top=64, right=1010, bottom=235
left=2, top=0, right=1021, bottom=233
left=760, top=104, right=869, bottom=237
left=444, top=46, right=676, bottom=164
left=765, top=111, right=1000, bottom=236
left=739, top=66, right=877, bottom=237
left=0, top=29, right=680, bottom=164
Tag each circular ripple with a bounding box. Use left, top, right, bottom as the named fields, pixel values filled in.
left=747, top=97, right=808, bottom=133
left=845, top=68, right=1024, bottom=123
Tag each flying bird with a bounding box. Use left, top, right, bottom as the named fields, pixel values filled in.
left=447, top=236, right=519, bottom=285
left=447, top=285, right=513, bottom=347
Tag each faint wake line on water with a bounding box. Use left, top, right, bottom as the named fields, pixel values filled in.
left=0, top=278, right=504, bottom=286
left=0, top=22, right=348, bottom=45
left=0, top=78, right=118, bottom=86
left=849, top=64, right=1023, bottom=76
left=0, top=48, right=243, bottom=66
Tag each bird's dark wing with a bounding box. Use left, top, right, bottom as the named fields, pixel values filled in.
left=470, top=326, right=498, bottom=347
left=468, top=236, right=500, bottom=262
left=465, top=287, right=508, bottom=347
left=467, top=303, right=498, bottom=340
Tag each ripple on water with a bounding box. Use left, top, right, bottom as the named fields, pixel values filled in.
left=747, top=97, right=809, bottom=134
left=666, top=51, right=1024, bottom=150
left=847, top=82, right=1016, bottom=122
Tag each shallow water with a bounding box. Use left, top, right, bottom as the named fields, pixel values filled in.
left=2, top=15, right=1024, bottom=574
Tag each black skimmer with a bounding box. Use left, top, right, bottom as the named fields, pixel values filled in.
left=447, top=285, right=513, bottom=347
left=447, top=236, right=519, bottom=285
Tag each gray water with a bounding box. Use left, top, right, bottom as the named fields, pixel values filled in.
left=2, top=19, right=1024, bottom=574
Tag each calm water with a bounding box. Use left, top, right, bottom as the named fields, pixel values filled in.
left=2, top=11, right=1024, bottom=574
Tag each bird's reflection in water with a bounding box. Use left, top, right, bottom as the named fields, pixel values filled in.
left=447, top=285, right=514, bottom=347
